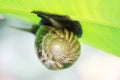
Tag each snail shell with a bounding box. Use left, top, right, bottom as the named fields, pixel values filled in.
left=35, top=25, right=80, bottom=70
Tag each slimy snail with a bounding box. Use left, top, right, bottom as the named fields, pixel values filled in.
left=13, top=11, right=83, bottom=70
left=31, top=11, right=83, bottom=70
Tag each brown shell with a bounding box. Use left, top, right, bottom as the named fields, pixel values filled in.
left=37, top=28, right=80, bottom=70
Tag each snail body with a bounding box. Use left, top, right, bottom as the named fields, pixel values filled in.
left=31, top=11, right=82, bottom=70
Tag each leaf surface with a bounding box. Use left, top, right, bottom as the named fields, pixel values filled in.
left=0, top=0, right=120, bottom=56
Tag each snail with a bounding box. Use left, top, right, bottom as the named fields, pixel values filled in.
left=32, top=11, right=83, bottom=70
left=35, top=25, right=81, bottom=70
left=12, top=11, right=83, bottom=70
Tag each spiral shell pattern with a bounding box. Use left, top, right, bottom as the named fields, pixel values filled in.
left=36, top=26, right=80, bottom=70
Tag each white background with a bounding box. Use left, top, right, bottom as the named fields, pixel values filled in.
left=0, top=15, right=120, bottom=80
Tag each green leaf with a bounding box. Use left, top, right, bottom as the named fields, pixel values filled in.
left=0, top=0, right=120, bottom=56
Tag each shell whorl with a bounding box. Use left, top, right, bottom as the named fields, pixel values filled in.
left=35, top=26, right=80, bottom=70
